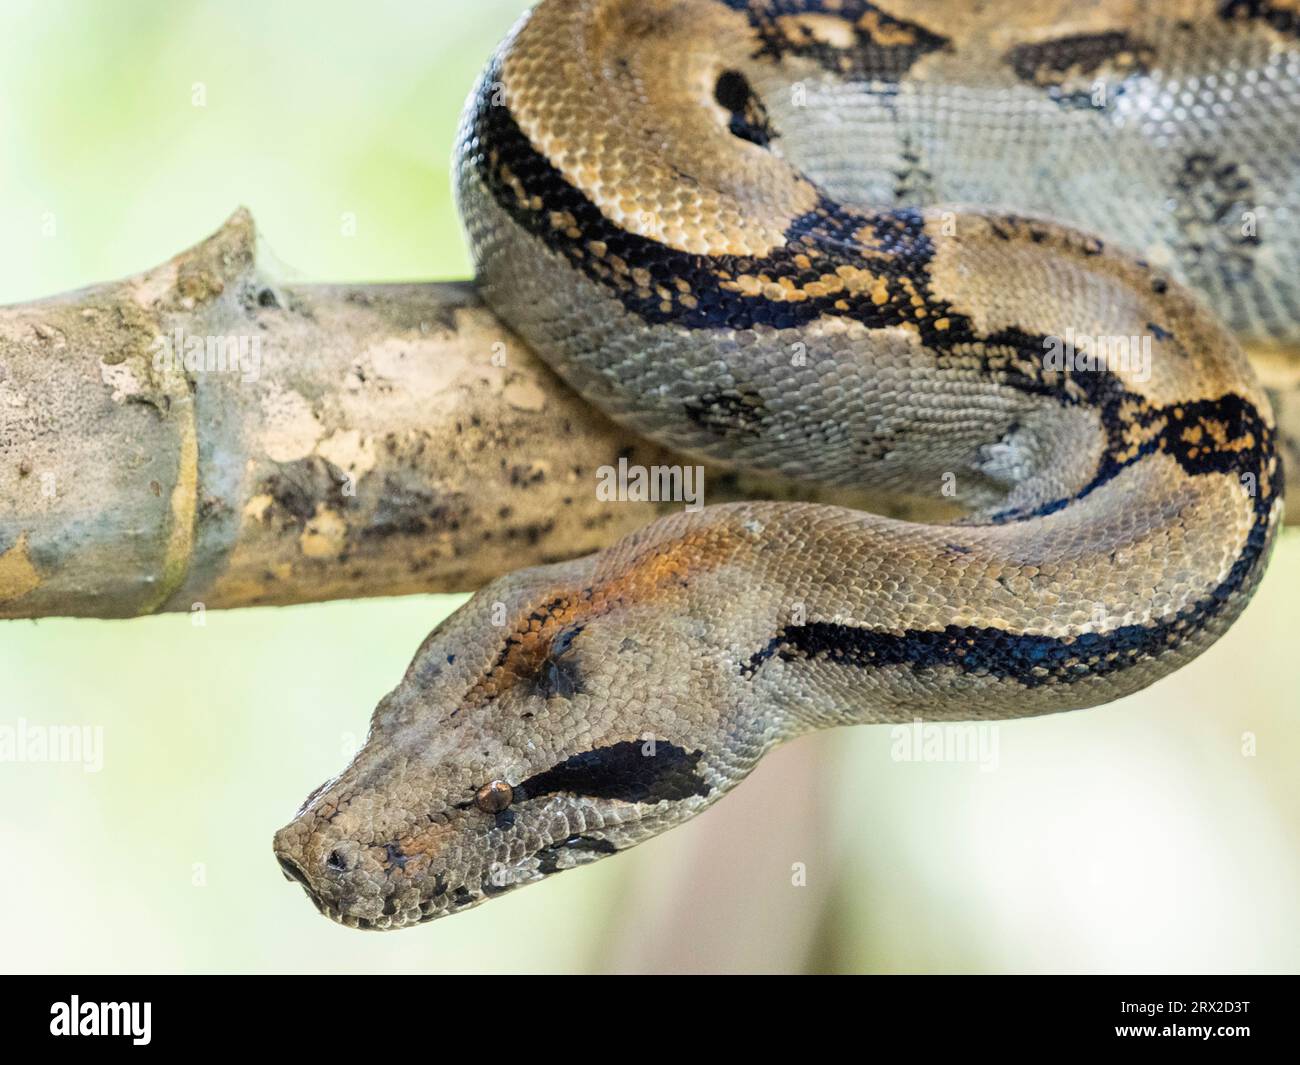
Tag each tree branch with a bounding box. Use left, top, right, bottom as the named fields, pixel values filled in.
left=1, top=210, right=940, bottom=619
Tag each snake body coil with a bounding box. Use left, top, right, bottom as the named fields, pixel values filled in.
left=275, top=0, right=1290, bottom=929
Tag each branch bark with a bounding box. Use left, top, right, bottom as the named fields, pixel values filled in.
left=2, top=210, right=1293, bottom=620
left=0, top=210, right=935, bottom=619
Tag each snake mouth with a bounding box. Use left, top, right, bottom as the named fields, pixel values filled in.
left=276, top=838, right=597, bottom=930
left=277, top=867, right=386, bottom=930
left=278, top=854, right=311, bottom=889
left=305, top=892, right=468, bottom=932
left=276, top=851, right=379, bottom=928
left=275, top=849, right=479, bottom=930
left=277, top=854, right=342, bottom=923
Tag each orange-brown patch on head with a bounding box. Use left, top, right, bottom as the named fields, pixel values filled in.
left=461, top=525, right=738, bottom=711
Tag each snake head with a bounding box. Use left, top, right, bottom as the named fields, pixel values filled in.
left=273, top=548, right=737, bottom=929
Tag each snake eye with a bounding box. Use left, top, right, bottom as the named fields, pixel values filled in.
left=474, top=779, right=514, bottom=814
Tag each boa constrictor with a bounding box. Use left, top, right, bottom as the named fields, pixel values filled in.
left=275, top=0, right=1292, bottom=929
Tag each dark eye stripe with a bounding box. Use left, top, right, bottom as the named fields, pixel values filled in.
left=516, top=740, right=710, bottom=804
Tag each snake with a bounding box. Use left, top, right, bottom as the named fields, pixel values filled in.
left=273, top=0, right=1292, bottom=929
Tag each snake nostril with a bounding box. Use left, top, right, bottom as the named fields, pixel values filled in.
left=325, top=849, right=350, bottom=873
left=278, top=855, right=311, bottom=889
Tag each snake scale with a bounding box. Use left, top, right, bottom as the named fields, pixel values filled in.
left=274, top=0, right=1293, bottom=929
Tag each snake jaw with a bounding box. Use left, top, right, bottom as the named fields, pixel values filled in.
left=272, top=775, right=653, bottom=930
left=273, top=783, right=703, bottom=931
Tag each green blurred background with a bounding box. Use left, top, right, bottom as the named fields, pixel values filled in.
left=0, top=0, right=1296, bottom=973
